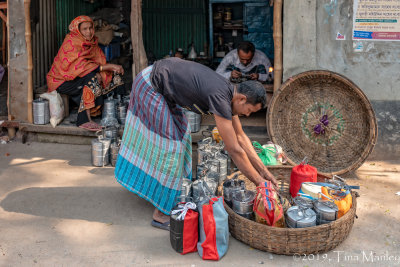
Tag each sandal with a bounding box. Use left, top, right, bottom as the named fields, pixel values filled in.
left=79, top=122, right=102, bottom=132
left=151, top=220, right=170, bottom=231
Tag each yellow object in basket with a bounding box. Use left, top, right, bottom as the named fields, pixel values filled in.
left=212, top=127, right=223, bottom=143
left=321, top=187, right=352, bottom=218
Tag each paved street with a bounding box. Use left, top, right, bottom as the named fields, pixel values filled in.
left=0, top=142, right=399, bottom=266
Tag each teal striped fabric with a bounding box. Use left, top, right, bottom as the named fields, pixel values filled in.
left=115, top=66, right=192, bottom=215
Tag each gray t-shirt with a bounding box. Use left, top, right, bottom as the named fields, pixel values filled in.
left=150, top=58, right=234, bottom=120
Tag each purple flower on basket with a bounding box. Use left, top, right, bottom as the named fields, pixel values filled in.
left=314, top=123, right=325, bottom=135
left=320, top=115, right=329, bottom=126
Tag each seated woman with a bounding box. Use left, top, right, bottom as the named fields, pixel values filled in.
left=46, top=15, right=124, bottom=131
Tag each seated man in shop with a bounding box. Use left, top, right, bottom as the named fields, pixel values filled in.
left=216, top=41, right=272, bottom=83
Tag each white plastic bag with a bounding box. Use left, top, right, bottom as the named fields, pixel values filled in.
left=40, top=91, right=64, bottom=128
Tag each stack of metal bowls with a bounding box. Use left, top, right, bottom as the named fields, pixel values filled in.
left=33, top=98, right=50, bottom=125
left=183, top=109, right=201, bottom=133
left=117, top=105, right=127, bottom=126
left=110, top=141, right=120, bottom=167
left=91, top=136, right=111, bottom=167
left=232, top=189, right=256, bottom=220
left=101, top=99, right=119, bottom=127
left=286, top=196, right=317, bottom=228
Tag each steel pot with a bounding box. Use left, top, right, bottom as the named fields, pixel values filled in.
left=232, top=189, right=256, bottom=214
left=178, top=178, right=192, bottom=202
left=223, top=177, right=245, bottom=207
left=313, top=199, right=338, bottom=224
left=286, top=206, right=317, bottom=228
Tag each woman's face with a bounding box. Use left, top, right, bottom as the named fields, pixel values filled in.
left=79, top=21, right=94, bottom=40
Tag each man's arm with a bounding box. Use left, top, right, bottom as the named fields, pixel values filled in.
left=214, top=114, right=265, bottom=186
left=231, top=115, right=278, bottom=187
left=216, top=54, right=233, bottom=80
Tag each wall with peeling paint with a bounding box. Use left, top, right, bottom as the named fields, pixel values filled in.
left=8, top=0, right=29, bottom=122
left=283, top=0, right=400, bottom=159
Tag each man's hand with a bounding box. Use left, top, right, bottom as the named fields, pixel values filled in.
left=249, top=73, right=259, bottom=80
left=231, top=70, right=242, bottom=79
left=260, top=169, right=279, bottom=188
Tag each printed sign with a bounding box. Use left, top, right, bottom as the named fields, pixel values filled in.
left=353, top=0, right=400, bottom=41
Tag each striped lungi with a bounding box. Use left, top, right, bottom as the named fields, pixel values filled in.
left=114, top=66, right=192, bottom=215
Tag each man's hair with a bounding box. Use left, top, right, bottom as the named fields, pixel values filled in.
left=237, top=41, right=255, bottom=54
left=237, top=80, right=267, bottom=108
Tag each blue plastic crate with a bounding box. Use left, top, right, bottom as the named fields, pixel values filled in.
left=100, top=42, right=121, bottom=61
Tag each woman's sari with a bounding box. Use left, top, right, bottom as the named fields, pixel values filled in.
left=46, top=16, right=121, bottom=116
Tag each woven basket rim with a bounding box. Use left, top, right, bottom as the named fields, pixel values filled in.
left=267, top=70, right=378, bottom=176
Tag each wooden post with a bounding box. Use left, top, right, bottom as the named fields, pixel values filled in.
left=24, top=0, right=33, bottom=123
left=131, top=0, right=147, bottom=76
left=273, top=0, right=283, bottom=91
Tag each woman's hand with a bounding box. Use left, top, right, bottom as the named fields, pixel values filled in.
left=101, top=64, right=124, bottom=75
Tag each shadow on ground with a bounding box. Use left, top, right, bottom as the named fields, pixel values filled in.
left=1, top=186, right=154, bottom=226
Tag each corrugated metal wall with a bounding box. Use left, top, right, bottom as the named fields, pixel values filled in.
left=31, top=0, right=58, bottom=90
left=142, top=0, right=207, bottom=59
left=56, top=0, right=104, bottom=47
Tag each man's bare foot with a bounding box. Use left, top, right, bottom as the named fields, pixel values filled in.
left=153, top=208, right=170, bottom=223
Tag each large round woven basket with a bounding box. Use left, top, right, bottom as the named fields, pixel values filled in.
left=220, top=167, right=357, bottom=255
left=267, top=71, right=377, bottom=176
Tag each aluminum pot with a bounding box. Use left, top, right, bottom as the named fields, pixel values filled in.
left=223, top=177, right=245, bottom=207
left=110, top=141, right=120, bottom=167
left=178, top=178, right=192, bottom=202
left=232, top=189, right=256, bottom=214
left=183, top=109, right=201, bottom=133
left=236, top=211, right=255, bottom=220
left=192, top=179, right=214, bottom=204
left=313, top=199, right=338, bottom=224
left=33, top=98, right=50, bottom=125
left=286, top=206, right=317, bottom=228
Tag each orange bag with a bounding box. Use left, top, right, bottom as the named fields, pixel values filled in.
left=253, top=181, right=285, bottom=227
left=321, top=187, right=352, bottom=218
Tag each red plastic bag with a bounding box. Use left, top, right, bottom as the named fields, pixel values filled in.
left=290, top=158, right=317, bottom=197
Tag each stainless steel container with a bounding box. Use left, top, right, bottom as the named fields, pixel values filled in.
left=204, top=171, right=219, bottom=194
left=117, top=105, right=127, bottom=125
left=313, top=199, right=338, bottom=224
left=101, top=99, right=119, bottom=127
left=214, top=152, right=228, bottom=184
left=198, top=149, right=212, bottom=165
left=178, top=178, right=192, bottom=202
left=286, top=196, right=316, bottom=228
left=197, top=137, right=212, bottom=150
left=91, top=137, right=111, bottom=167
left=196, top=163, right=209, bottom=180
left=192, top=179, right=215, bottom=204
left=184, top=109, right=201, bottom=133
left=236, top=211, right=255, bottom=220
left=33, top=98, right=50, bottom=125
left=286, top=206, right=317, bottom=228
left=104, top=126, right=119, bottom=144
left=232, top=189, right=256, bottom=214
left=110, top=141, right=120, bottom=167
left=223, top=177, right=245, bottom=207
left=102, top=99, right=117, bottom=119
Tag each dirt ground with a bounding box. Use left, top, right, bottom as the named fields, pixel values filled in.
left=0, top=142, right=399, bottom=266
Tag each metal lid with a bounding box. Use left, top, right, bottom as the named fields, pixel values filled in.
left=287, top=206, right=316, bottom=224
left=232, top=190, right=256, bottom=203
left=314, top=200, right=338, bottom=213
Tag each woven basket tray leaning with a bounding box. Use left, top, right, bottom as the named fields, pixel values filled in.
left=219, top=167, right=357, bottom=255
left=267, top=70, right=377, bottom=176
